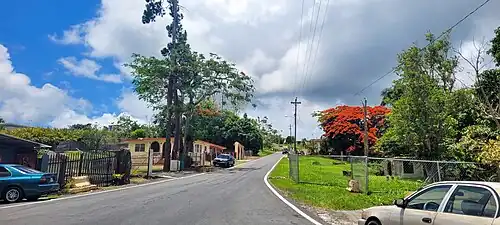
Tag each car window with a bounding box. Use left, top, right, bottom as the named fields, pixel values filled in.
left=218, top=155, right=229, bottom=159
left=12, top=165, right=42, bottom=174
left=0, top=166, right=11, bottom=177
left=444, top=185, right=497, bottom=218
left=406, top=185, right=452, bottom=211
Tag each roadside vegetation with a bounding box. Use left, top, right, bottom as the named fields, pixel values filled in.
left=269, top=156, right=423, bottom=210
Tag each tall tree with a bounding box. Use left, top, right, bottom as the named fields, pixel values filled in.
left=488, top=26, right=500, bottom=66
left=382, top=33, right=459, bottom=160
left=316, top=105, right=390, bottom=155
left=134, top=0, right=254, bottom=170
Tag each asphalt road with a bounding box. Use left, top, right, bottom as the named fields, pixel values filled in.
left=0, top=153, right=314, bottom=225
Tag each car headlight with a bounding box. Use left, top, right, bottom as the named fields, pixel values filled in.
left=361, top=210, right=369, bottom=219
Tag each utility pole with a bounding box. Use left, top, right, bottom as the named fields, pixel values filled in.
left=291, top=97, right=301, bottom=154
left=362, top=98, right=369, bottom=156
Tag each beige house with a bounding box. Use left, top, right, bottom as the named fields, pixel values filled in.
left=233, top=142, right=245, bottom=160
left=123, top=138, right=226, bottom=167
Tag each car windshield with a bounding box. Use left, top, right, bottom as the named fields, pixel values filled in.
left=218, top=154, right=230, bottom=159
left=12, top=165, right=42, bottom=174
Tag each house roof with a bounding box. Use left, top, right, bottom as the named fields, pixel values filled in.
left=0, top=133, right=52, bottom=149
left=122, top=137, right=226, bottom=150
left=194, top=140, right=226, bottom=150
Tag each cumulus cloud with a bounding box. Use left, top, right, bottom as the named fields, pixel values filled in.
left=0, top=44, right=144, bottom=128
left=58, top=57, right=122, bottom=83
left=49, top=0, right=500, bottom=137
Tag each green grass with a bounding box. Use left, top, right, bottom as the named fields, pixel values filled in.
left=258, top=148, right=275, bottom=157
left=268, top=156, right=424, bottom=210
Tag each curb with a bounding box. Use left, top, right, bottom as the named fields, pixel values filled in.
left=264, top=155, right=324, bottom=225
left=0, top=172, right=206, bottom=210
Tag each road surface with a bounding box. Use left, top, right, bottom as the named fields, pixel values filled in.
left=0, top=153, right=315, bottom=225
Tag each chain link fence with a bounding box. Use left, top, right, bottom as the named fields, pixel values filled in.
left=288, top=153, right=299, bottom=183
left=325, top=155, right=498, bottom=194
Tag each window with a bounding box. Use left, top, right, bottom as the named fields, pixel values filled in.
left=444, top=186, right=497, bottom=218
left=406, top=185, right=452, bottom=211
left=0, top=166, right=11, bottom=177
left=135, top=143, right=145, bottom=152
left=12, top=165, right=41, bottom=174
left=204, top=146, right=207, bottom=153
left=403, top=161, right=414, bottom=174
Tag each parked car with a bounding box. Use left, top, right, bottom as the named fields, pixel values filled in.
left=0, top=164, right=59, bottom=203
left=213, top=154, right=235, bottom=168
left=282, top=149, right=289, bottom=154
left=359, top=181, right=500, bottom=225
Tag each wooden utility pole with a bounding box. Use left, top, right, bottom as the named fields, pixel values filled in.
left=290, top=97, right=301, bottom=154
left=362, top=98, right=369, bottom=156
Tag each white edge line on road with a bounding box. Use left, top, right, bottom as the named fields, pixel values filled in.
left=264, top=155, right=324, bottom=225
left=0, top=172, right=206, bottom=210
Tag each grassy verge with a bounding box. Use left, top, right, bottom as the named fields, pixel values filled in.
left=268, top=156, right=424, bottom=210
left=258, top=148, right=275, bottom=157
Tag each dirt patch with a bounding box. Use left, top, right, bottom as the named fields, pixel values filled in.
left=300, top=204, right=361, bottom=225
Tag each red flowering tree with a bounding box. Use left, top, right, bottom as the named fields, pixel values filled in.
left=317, top=105, right=390, bottom=155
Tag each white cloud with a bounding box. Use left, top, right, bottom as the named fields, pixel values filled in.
left=48, top=24, right=87, bottom=45
left=47, top=0, right=500, bottom=138
left=58, top=57, right=122, bottom=83
left=0, top=44, right=92, bottom=125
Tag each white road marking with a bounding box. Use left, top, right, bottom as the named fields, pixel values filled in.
left=264, top=155, right=324, bottom=225
left=0, top=172, right=206, bottom=210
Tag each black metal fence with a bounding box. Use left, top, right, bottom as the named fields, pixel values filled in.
left=43, top=151, right=116, bottom=187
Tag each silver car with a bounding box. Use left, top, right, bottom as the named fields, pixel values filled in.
left=359, top=181, right=499, bottom=225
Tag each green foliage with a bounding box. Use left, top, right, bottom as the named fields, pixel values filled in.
left=488, top=26, right=500, bottom=66
left=475, top=69, right=500, bottom=126
left=1, top=127, right=82, bottom=148
left=131, top=129, right=146, bottom=138
left=68, top=123, right=93, bottom=130
left=191, top=109, right=264, bottom=154
left=449, top=125, right=499, bottom=162
left=379, top=33, right=459, bottom=159
left=1, top=126, right=119, bottom=151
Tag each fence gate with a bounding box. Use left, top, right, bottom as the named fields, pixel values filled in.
left=288, top=153, right=299, bottom=183
left=44, top=151, right=116, bottom=187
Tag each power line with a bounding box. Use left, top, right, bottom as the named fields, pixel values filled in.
left=292, top=0, right=307, bottom=98
left=353, top=0, right=492, bottom=96
left=300, top=0, right=323, bottom=96
left=301, top=0, right=330, bottom=97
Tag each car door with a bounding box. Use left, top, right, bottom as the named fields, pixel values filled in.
left=0, top=166, right=12, bottom=191
left=433, top=185, right=497, bottom=225
left=390, top=185, right=453, bottom=225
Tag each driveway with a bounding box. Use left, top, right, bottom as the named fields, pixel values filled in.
left=0, top=153, right=316, bottom=225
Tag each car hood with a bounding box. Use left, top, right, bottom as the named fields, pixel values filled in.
left=214, top=158, right=229, bottom=161
left=364, top=205, right=397, bottom=212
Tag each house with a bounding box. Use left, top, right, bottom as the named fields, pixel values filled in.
left=387, top=158, right=425, bottom=179
left=122, top=138, right=226, bottom=167
left=232, top=142, right=245, bottom=160
left=0, top=133, right=51, bottom=169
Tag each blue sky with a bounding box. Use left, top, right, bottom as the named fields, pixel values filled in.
left=0, top=0, right=133, bottom=124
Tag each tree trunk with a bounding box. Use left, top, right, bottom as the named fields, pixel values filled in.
left=162, top=79, right=174, bottom=172
left=172, top=89, right=182, bottom=161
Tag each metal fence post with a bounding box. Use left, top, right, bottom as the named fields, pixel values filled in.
left=147, top=148, right=153, bottom=178
left=365, top=156, right=369, bottom=194
left=436, top=162, right=441, bottom=181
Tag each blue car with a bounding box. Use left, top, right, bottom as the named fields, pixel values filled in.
left=0, top=164, right=59, bottom=203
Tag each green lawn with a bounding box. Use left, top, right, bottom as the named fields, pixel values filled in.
left=268, top=156, right=424, bottom=210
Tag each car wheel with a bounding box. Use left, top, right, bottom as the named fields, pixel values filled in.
left=2, top=186, right=23, bottom=203
left=26, top=195, right=41, bottom=201
left=366, top=218, right=381, bottom=225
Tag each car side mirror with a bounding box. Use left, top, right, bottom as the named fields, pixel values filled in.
left=393, top=198, right=407, bottom=208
